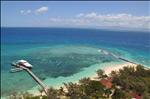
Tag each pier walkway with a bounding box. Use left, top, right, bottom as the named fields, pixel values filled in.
left=101, top=49, right=149, bottom=68
left=11, top=63, right=48, bottom=96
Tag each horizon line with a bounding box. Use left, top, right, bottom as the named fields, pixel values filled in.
left=1, top=26, right=149, bottom=32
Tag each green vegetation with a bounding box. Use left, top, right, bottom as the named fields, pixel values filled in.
left=110, top=65, right=150, bottom=99
left=7, top=65, right=150, bottom=99
left=96, top=69, right=107, bottom=79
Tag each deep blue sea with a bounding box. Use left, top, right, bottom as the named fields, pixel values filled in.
left=1, top=27, right=150, bottom=97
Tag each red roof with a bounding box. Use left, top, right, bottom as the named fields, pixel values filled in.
left=129, top=92, right=141, bottom=99
left=107, top=77, right=113, bottom=81
left=100, top=79, right=112, bottom=89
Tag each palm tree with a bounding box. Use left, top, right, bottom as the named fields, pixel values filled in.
left=79, top=77, right=90, bottom=85
left=104, top=89, right=112, bottom=98
left=111, top=89, right=128, bottom=99
left=96, top=69, right=107, bottom=79
left=84, top=80, right=105, bottom=98
left=110, top=70, right=117, bottom=77
left=47, top=87, right=59, bottom=99
left=57, top=87, right=66, bottom=97
left=64, top=82, right=82, bottom=99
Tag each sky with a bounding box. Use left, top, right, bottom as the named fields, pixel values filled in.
left=1, top=1, right=150, bottom=30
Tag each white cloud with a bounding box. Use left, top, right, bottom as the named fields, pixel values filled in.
left=27, top=10, right=31, bottom=13
left=19, top=9, right=150, bottom=30
left=20, top=10, right=31, bottom=15
left=76, top=13, right=84, bottom=18
left=20, top=6, right=48, bottom=15
left=49, top=12, right=150, bottom=30
left=20, top=10, right=24, bottom=14
left=49, top=18, right=62, bottom=22
left=85, top=12, right=97, bottom=18
left=35, top=6, right=48, bottom=14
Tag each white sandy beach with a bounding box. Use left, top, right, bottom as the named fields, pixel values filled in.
left=90, top=62, right=137, bottom=80
left=27, top=62, right=137, bottom=96
left=103, top=62, right=137, bottom=75
left=1, top=62, right=138, bottom=99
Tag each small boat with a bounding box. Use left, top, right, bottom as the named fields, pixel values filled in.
left=10, top=68, right=23, bottom=73
left=16, top=60, right=33, bottom=69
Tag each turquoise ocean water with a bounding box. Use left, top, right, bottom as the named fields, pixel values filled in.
left=1, top=27, right=150, bottom=97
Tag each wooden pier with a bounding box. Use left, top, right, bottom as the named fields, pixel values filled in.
left=101, top=49, right=149, bottom=68
left=11, top=63, right=48, bottom=96
left=25, top=67, right=48, bottom=95
left=118, top=57, right=137, bottom=64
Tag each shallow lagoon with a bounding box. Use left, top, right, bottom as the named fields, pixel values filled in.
left=1, top=28, right=150, bottom=97
left=1, top=45, right=120, bottom=96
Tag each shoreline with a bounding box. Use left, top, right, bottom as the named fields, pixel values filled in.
left=103, top=62, right=137, bottom=75
left=90, top=62, right=137, bottom=80
left=1, top=61, right=142, bottom=99
left=1, top=62, right=138, bottom=99
left=28, top=62, right=137, bottom=96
